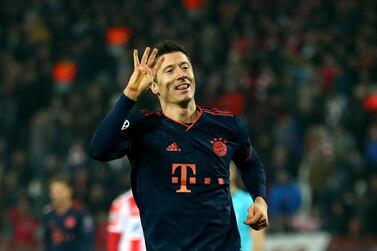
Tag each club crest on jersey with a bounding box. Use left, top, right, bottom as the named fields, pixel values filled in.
left=210, top=137, right=228, bottom=157
left=64, top=216, right=77, bottom=229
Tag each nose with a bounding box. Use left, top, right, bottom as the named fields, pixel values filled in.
left=176, top=67, right=188, bottom=80
left=177, top=75, right=188, bottom=82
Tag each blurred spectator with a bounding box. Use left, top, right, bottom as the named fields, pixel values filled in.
left=365, top=124, right=377, bottom=171
left=268, top=169, right=302, bottom=232
left=364, top=174, right=377, bottom=234
left=299, top=126, right=336, bottom=213
left=2, top=197, right=40, bottom=251
left=94, top=211, right=108, bottom=251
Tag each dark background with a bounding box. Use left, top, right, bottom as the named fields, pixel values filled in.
left=0, top=0, right=376, bottom=250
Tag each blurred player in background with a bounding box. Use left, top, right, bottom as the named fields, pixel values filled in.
left=107, top=190, right=146, bottom=251
left=230, top=162, right=266, bottom=251
left=42, top=175, right=94, bottom=251
left=89, top=40, right=268, bottom=250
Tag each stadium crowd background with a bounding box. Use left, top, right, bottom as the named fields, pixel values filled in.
left=0, top=0, right=377, bottom=250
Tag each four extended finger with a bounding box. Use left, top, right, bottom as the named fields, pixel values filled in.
left=153, top=56, right=165, bottom=74
left=133, top=49, right=140, bottom=68
left=141, top=47, right=150, bottom=65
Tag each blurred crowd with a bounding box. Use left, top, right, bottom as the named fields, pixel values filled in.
left=1, top=0, right=377, bottom=250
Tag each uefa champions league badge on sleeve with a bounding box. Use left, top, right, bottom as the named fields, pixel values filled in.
left=121, top=119, right=130, bottom=130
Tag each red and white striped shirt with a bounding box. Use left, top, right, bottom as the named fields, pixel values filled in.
left=107, top=191, right=146, bottom=251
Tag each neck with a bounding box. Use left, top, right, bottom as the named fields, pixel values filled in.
left=161, top=99, right=198, bottom=123
left=54, top=200, right=72, bottom=214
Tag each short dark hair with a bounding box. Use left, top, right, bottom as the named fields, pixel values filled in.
left=49, top=174, right=72, bottom=188
left=155, top=40, right=190, bottom=59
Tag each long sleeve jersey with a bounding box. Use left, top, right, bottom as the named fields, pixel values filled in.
left=89, top=95, right=266, bottom=251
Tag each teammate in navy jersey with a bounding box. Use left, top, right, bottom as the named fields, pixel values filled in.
left=89, top=40, right=268, bottom=250
left=42, top=175, right=94, bottom=251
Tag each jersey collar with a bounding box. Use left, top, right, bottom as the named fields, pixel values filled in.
left=162, top=106, right=203, bottom=131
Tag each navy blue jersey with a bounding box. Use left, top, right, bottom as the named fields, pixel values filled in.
left=89, top=95, right=266, bottom=251
left=42, top=204, right=94, bottom=251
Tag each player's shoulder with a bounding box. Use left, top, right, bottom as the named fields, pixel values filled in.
left=201, top=106, right=241, bottom=127
left=137, top=109, right=163, bottom=121
left=201, top=107, right=235, bottom=117
left=127, top=109, right=162, bottom=124
left=138, top=108, right=161, bottom=117
left=70, top=201, right=92, bottom=218
left=121, top=109, right=161, bottom=135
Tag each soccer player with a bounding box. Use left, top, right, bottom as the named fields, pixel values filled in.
left=107, top=190, right=146, bottom=251
left=42, top=175, right=94, bottom=251
left=230, top=162, right=265, bottom=251
left=89, top=40, right=268, bottom=250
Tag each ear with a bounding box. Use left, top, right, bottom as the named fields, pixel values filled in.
left=150, top=81, right=160, bottom=95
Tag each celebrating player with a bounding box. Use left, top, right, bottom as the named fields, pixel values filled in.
left=89, top=40, right=268, bottom=250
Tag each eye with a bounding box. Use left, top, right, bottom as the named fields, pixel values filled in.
left=164, top=68, right=174, bottom=74
left=181, top=64, right=189, bottom=70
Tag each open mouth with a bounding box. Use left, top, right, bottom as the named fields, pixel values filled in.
left=174, top=83, right=190, bottom=90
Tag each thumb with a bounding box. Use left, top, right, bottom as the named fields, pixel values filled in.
left=244, top=205, right=256, bottom=224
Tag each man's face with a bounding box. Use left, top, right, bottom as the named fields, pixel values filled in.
left=152, top=52, right=195, bottom=105
left=50, top=181, right=72, bottom=205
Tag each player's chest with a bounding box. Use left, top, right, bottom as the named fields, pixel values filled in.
left=48, top=213, right=79, bottom=232
left=137, top=125, right=239, bottom=161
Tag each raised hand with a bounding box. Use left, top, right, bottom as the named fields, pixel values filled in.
left=123, top=47, right=165, bottom=101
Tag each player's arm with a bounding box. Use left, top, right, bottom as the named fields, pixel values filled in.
left=89, top=48, right=164, bottom=161
left=233, top=117, right=268, bottom=230
left=251, top=228, right=265, bottom=251
left=88, top=93, right=135, bottom=161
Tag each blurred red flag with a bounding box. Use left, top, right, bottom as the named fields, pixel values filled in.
left=52, top=62, right=77, bottom=85
left=106, top=27, right=132, bottom=46
left=182, top=0, right=205, bottom=11
left=364, top=94, right=377, bottom=112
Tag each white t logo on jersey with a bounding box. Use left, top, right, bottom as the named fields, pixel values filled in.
left=121, top=120, right=130, bottom=130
